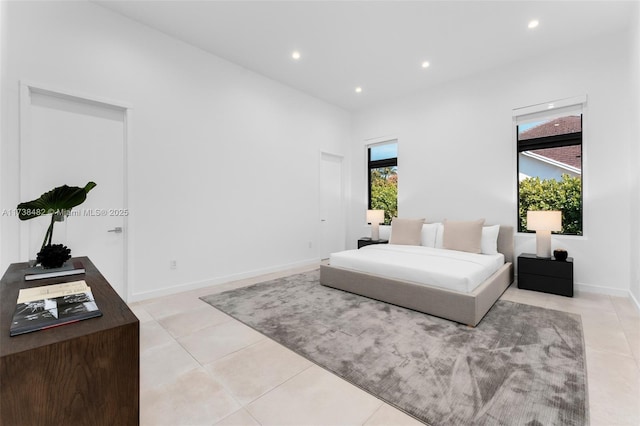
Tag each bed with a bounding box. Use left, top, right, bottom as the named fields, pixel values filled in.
left=320, top=224, right=514, bottom=326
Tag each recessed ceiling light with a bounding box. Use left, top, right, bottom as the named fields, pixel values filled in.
left=421, top=61, right=430, bottom=69
left=528, top=20, right=539, bottom=29
left=291, top=51, right=301, bottom=60
left=547, top=103, right=555, bottom=109
left=355, top=87, right=363, bottom=94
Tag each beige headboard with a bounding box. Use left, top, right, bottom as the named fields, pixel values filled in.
left=497, top=225, right=515, bottom=264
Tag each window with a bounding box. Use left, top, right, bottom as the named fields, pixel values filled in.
left=368, top=141, right=397, bottom=225
left=517, top=112, right=583, bottom=235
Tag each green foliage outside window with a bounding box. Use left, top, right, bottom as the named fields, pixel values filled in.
left=519, top=174, right=582, bottom=235
left=371, top=167, right=397, bottom=225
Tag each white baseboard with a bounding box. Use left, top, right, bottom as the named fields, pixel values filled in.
left=629, top=290, right=640, bottom=312
left=574, top=281, right=630, bottom=298
left=131, top=267, right=640, bottom=313
left=128, top=257, right=320, bottom=303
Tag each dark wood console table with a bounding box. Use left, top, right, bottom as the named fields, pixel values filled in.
left=0, top=256, right=139, bottom=425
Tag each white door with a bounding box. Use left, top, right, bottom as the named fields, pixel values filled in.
left=20, top=85, right=128, bottom=298
left=319, top=153, right=345, bottom=259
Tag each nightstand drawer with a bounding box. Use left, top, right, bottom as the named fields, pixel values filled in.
left=518, top=273, right=573, bottom=297
left=518, top=255, right=573, bottom=280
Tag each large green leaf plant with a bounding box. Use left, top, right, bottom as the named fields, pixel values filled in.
left=17, top=182, right=97, bottom=251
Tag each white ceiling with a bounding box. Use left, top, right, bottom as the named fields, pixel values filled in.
left=94, top=1, right=635, bottom=111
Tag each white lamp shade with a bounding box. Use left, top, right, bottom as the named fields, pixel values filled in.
left=527, top=211, right=562, bottom=232
left=366, top=209, right=385, bottom=225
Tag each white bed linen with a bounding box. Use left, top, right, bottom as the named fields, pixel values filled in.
left=329, top=244, right=505, bottom=293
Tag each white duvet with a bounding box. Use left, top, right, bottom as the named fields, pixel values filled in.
left=329, top=244, right=505, bottom=293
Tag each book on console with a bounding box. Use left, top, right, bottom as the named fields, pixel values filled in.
left=10, top=280, right=102, bottom=337
left=24, top=260, right=85, bottom=281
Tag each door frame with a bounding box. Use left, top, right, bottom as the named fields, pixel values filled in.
left=19, top=80, right=132, bottom=299
left=319, top=151, right=346, bottom=259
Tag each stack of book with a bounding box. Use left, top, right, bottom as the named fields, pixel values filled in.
left=24, top=260, right=85, bottom=281
left=10, top=280, right=102, bottom=337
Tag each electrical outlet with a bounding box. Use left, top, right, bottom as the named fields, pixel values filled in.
left=170, top=260, right=177, bottom=269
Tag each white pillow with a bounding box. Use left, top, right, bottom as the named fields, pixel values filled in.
left=420, top=223, right=439, bottom=248
left=481, top=225, right=500, bottom=255
left=435, top=223, right=444, bottom=249
left=379, top=225, right=392, bottom=241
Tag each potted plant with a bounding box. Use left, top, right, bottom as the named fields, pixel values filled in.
left=17, top=182, right=96, bottom=268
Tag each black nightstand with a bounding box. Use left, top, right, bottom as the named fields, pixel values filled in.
left=517, top=253, right=574, bottom=297
left=357, top=238, right=388, bottom=249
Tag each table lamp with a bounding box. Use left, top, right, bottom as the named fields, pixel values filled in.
left=527, top=210, right=562, bottom=258
left=366, top=209, right=385, bottom=241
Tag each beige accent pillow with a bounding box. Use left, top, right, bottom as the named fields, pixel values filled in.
left=443, top=219, right=486, bottom=253
left=389, top=218, right=425, bottom=245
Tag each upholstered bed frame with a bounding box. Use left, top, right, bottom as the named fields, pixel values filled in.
left=319, top=225, right=514, bottom=327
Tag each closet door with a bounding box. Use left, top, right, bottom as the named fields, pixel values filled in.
left=319, top=152, right=345, bottom=259
left=21, top=85, right=129, bottom=299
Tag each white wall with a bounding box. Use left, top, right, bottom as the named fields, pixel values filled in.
left=1, top=1, right=350, bottom=300
left=351, top=29, right=635, bottom=296
left=629, top=2, right=640, bottom=306
left=0, top=1, right=6, bottom=273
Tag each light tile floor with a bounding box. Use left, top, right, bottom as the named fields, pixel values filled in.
left=130, top=264, right=640, bottom=426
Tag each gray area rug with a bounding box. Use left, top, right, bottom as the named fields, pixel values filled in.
left=201, top=269, right=588, bottom=426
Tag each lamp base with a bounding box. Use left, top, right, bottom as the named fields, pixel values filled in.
left=371, top=223, right=380, bottom=241
left=535, top=230, right=552, bottom=258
